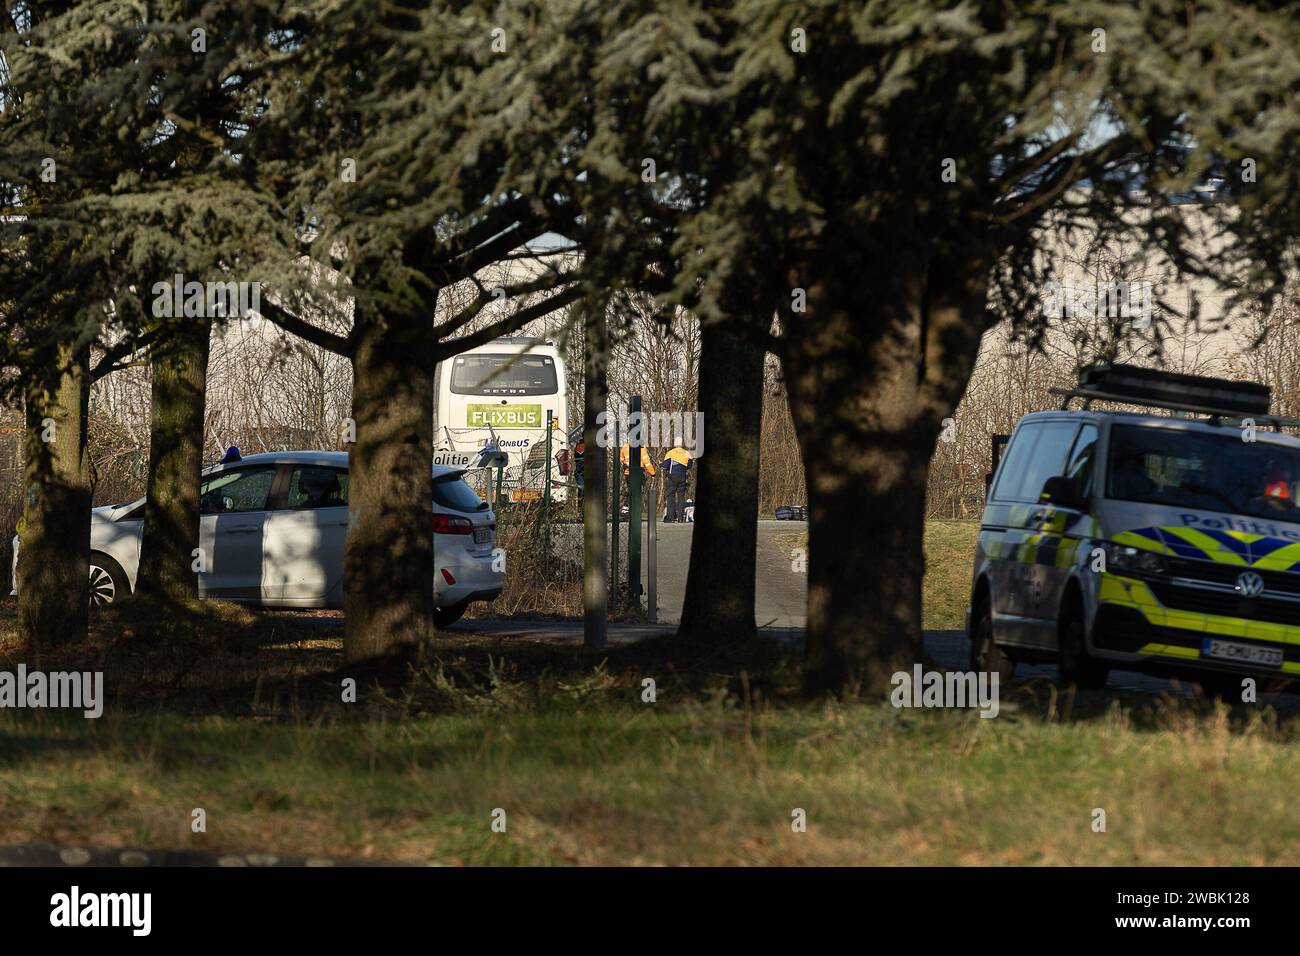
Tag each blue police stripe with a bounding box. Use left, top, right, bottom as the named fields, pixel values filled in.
left=1195, top=529, right=1251, bottom=559
left=1124, top=525, right=1300, bottom=568
left=1244, top=536, right=1294, bottom=562
left=1150, top=527, right=1207, bottom=560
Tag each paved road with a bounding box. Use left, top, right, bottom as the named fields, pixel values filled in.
left=645, top=518, right=808, bottom=626
left=550, top=518, right=808, bottom=627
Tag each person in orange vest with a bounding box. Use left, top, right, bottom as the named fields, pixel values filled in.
left=661, top=446, right=693, bottom=522
left=619, top=445, right=656, bottom=478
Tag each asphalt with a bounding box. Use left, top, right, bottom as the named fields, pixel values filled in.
left=545, top=517, right=809, bottom=628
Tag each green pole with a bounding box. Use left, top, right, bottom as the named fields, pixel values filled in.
left=610, top=430, right=620, bottom=607
left=627, top=395, right=642, bottom=604
left=496, top=460, right=505, bottom=508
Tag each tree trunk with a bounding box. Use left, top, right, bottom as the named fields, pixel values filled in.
left=787, top=268, right=988, bottom=696
left=17, top=342, right=91, bottom=653
left=583, top=301, right=609, bottom=648
left=344, top=306, right=435, bottom=662
left=677, top=318, right=766, bottom=642
left=137, top=321, right=212, bottom=604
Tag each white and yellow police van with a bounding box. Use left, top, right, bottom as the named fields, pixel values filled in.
left=968, top=363, right=1300, bottom=691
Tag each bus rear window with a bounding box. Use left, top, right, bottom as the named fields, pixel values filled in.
left=449, top=354, right=558, bottom=396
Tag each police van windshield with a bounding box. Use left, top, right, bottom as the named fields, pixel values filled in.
left=1108, top=424, right=1300, bottom=521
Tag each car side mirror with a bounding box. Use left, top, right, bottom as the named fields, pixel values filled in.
left=1040, top=475, right=1086, bottom=509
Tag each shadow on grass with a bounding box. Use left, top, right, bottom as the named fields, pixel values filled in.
left=0, top=593, right=802, bottom=721
left=1, top=594, right=1296, bottom=740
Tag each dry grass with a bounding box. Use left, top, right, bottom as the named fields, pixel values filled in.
left=469, top=501, right=584, bottom=619
left=924, top=519, right=981, bottom=629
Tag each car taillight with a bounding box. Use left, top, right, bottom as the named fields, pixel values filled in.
left=432, top=515, right=473, bottom=535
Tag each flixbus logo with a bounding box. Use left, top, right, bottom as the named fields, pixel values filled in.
left=467, top=404, right=542, bottom=428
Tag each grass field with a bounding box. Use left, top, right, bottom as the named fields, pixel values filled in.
left=8, top=690, right=1300, bottom=865
left=3, top=583, right=1300, bottom=864
left=3, top=520, right=1297, bottom=865
left=924, top=519, right=981, bottom=629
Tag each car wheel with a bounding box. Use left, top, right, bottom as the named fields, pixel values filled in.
left=1058, top=599, right=1108, bottom=690
left=88, top=554, right=129, bottom=607
left=970, top=599, right=1015, bottom=684
left=434, top=602, right=469, bottom=628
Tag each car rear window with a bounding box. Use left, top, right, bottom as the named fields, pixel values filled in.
left=433, top=475, right=488, bottom=512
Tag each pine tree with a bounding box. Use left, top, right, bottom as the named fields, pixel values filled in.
left=232, top=0, right=589, bottom=660
left=583, top=0, right=1300, bottom=693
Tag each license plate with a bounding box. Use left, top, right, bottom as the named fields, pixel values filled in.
left=473, top=528, right=491, bottom=544
left=1201, top=638, right=1284, bottom=668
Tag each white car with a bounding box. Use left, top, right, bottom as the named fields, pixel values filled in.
left=11, top=450, right=502, bottom=627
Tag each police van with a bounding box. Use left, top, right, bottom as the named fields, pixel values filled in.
left=969, top=363, right=1300, bottom=691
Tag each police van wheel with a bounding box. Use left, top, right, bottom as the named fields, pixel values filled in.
left=971, top=602, right=1015, bottom=684
left=1058, top=604, right=1108, bottom=690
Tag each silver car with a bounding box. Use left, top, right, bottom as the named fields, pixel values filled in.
left=12, top=450, right=502, bottom=626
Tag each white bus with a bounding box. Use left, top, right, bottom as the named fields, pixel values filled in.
left=434, top=337, right=571, bottom=503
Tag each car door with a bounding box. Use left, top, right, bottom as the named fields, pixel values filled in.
left=1036, top=423, right=1098, bottom=627
left=1009, top=421, right=1082, bottom=646
left=197, top=465, right=279, bottom=601
left=986, top=420, right=1080, bottom=648
left=985, top=421, right=1044, bottom=645
left=262, top=465, right=349, bottom=606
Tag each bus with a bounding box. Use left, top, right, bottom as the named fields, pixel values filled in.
left=434, top=337, right=571, bottom=503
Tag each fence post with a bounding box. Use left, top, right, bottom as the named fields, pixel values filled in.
left=610, top=434, right=620, bottom=607
left=647, top=481, right=657, bottom=622
left=627, top=395, right=642, bottom=605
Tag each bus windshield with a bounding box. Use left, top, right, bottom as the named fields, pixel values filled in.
left=1107, top=424, right=1300, bottom=521
left=449, top=354, right=558, bottom=396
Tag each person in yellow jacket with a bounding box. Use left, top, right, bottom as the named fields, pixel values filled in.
left=661, top=446, right=693, bottom=522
